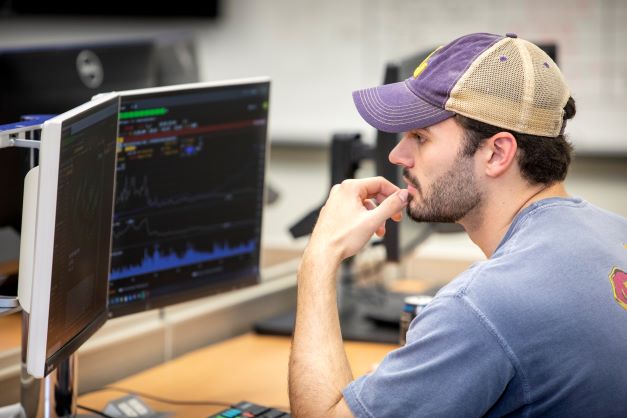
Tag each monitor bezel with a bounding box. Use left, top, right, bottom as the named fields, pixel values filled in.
left=97, top=76, right=270, bottom=99
left=27, top=93, right=120, bottom=378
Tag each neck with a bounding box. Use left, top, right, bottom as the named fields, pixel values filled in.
left=460, top=182, right=569, bottom=258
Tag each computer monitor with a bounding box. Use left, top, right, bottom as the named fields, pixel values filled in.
left=106, top=78, right=270, bottom=318
left=376, top=49, right=461, bottom=263
left=0, top=38, right=157, bottom=125
left=24, top=93, right=120, bottom=378
left=0, top=37, right=159, bottom=296
left=4, top=0, right=220, bottom=18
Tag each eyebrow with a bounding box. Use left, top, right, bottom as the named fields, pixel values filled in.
left=412, top=127, right=430, bottom=135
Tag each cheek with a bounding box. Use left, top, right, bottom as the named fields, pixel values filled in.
left=413, top=162, right=439, bottom=188
left=413, top=156, right=457, bottom=194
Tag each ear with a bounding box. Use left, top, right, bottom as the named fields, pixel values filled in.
left=482, top=132, right=518, bottom=178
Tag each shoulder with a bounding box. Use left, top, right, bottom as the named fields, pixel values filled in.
left=344, top=289, right=520, bottom=417
left=501, top=198, right=627, bottom=252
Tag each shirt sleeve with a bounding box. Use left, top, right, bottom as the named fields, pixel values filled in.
left=343, top=294, right=517, bottom=418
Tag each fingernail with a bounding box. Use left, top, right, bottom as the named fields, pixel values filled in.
left=398, top=189, right=408, bottom=203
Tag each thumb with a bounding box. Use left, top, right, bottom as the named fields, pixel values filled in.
left=370, top=189, right=408, bottom=226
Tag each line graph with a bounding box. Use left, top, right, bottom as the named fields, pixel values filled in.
left=110, top=239, right=256, bottom=280
left=114, top=174, right=255, bottom=218
left=113, top=217, right=254, bottom=242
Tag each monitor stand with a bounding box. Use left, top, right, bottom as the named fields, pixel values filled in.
left=254, top=265, right=439, bottom=344
left=255, top=293, right=404, bottom=344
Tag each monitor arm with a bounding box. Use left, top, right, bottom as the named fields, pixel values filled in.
left=289, top=132, right=373, bottom=238
left=0, top=122, right=43, bottom=418
left=0, top=122, right=42, bottom=317
left=288, top=133, right=387, bottom=310
left=288, top=131, right=405, bottom=264
left=0, top=119, right=78, bottom=418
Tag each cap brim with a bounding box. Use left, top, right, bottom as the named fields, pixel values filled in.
left=352, top=81, right=455, bottom=133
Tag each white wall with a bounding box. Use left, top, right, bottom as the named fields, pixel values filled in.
left=2, top=0, right=626, bottom=152
left=194, top=0, right=627, bottom=152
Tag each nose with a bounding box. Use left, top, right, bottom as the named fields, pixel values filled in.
left=388, top=135, right=414, bottom=168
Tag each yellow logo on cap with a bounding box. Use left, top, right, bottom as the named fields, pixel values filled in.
left=413, top=46, right=443, bottom=79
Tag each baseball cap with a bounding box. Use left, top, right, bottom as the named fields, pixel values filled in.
left=353, top=32, right=570, bottom=137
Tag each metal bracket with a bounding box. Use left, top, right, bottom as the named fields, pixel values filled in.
left=0, top=115, right=55, bottom=150
left=0, top=137, right=41, bottom=150
left=0, top=128, right=42, bottom=150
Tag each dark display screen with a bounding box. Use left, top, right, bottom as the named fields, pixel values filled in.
left=46, top=99, right=119, bottom=366
left=108, top=82, right=269, bottom=317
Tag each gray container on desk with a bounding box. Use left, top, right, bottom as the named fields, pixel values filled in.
left=399, top=295, right=433, bottom=345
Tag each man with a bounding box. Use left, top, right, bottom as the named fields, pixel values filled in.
left=288, top=33, right=627, bottom=417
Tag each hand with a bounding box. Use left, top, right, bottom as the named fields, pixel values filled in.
left=308, top=177, right=408, bottom=262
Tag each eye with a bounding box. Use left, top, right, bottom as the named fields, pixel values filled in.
left=409, top=132, right=426, bottom=144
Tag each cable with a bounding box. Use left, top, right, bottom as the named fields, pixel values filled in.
left=101, top=386, right=291, bottom=413
left=103, top=386, right=232, bottom=407
left=76, top=404, right=115, bottom=418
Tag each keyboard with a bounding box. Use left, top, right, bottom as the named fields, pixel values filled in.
left=208, top=401, right=290, bottom=418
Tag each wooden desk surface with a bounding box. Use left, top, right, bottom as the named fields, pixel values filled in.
left=0, top=312, right=20, bottom=351
left=79, top=333, right=397, bottom=417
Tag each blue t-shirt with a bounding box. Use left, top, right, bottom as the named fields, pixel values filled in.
left=344, top=198, right=627, bottom=417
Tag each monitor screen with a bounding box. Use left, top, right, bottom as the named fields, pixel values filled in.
left=0, top=38, right=157, bottom=125
left=3, top=0, right=220, bottom=18
left=27, top=94, right=120, bottom=378
left=107, top=79, right=270, bottom=317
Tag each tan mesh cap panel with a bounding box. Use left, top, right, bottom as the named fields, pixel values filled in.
left=446, top=37, right=570, bottom=137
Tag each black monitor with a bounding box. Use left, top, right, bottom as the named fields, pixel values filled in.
left=376, top=50, right=441, bottom=263
left=107, top=79, right=270, bottom=318
left=0, top=38, right=157, bottom=124
left=0, top=37, right=160, bottom=296
left=3, top=0, right=220, bottom=18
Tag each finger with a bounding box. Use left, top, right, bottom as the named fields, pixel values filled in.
left=372, top=192, right=396, bottom=205
left=342, top=177, right=400, bottom=200
left=363, top=199, right=377, bottom=211
left=362, top=199, right=387, bottom=236
left=369, top=189, right=409, bottom=227
left=366, top=199, right=400, bottom=224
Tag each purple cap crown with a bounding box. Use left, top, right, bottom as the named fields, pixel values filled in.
left=353, top=32, right=570, bottom=137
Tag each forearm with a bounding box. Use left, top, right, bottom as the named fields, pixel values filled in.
left=289, top=245, right=353, bottom=417
left=287, top=179, right=407, bottom=417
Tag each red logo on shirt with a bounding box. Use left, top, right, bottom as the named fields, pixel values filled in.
left=609, top=267, right=627, bottom=310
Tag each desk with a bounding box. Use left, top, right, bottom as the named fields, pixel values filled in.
left=0, top=259, right=19, bottom=278
left=0, top=312, right=20, bottom=351
left=79, top=333, right=397, bottom=416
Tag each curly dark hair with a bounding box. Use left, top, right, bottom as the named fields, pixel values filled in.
left=456, top=96, right=577, bottom=185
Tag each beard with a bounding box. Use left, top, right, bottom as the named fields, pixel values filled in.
left=403, top=153, right=482, bottom=223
